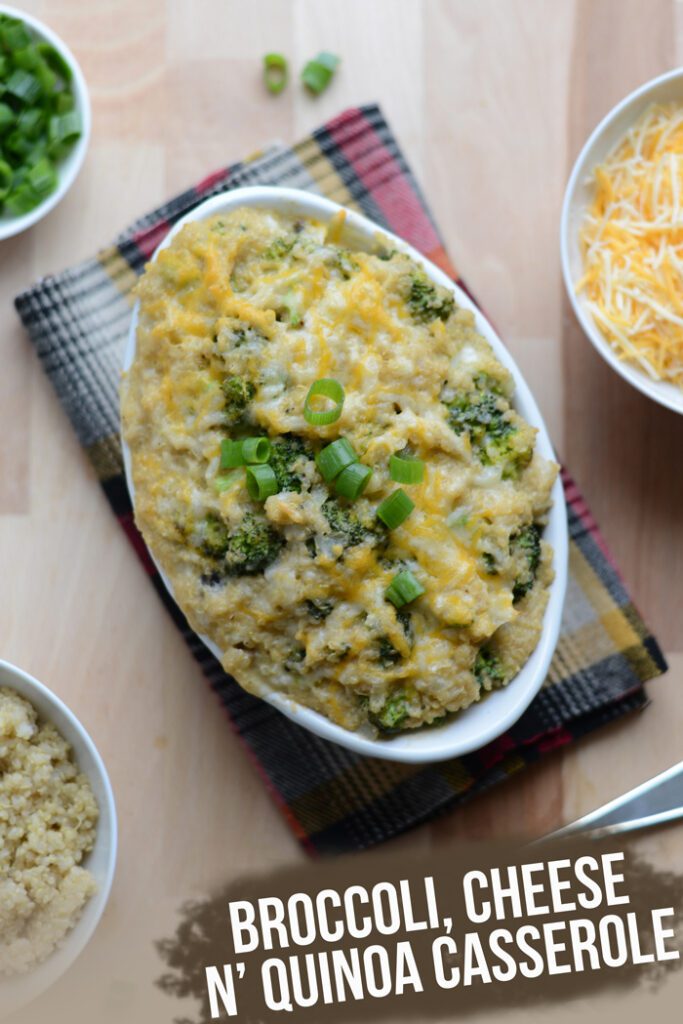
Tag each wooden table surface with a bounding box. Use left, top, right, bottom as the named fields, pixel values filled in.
left=2, top=2, right=682, bottom=1021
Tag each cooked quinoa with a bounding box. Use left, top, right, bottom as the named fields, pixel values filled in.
left=121, top=207, right=557, bottom=735
left=0, top=688, right=98, bottom=976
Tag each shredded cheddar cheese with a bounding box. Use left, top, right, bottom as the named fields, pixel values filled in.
left=578, top=103, right=683, bottom=386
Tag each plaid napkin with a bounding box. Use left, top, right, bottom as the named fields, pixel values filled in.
left=15, top=105, right=666, bottom=856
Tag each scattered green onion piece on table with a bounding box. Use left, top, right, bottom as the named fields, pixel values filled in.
left=220, top=439, right=245, bottom=469
left=316, top=437, right=357, bottom=482
left=335, top=461, right=372, bottom=499
left=301, top=51, right=340, bottom=95
left=389, top=452, right=425, bottom=484
left=385, top=570, right=425, bottom=609
left=215, top=469, right=242, bottom=494
left=263, top=52, right=288, bottom=95
left=376, top=488, right=415, bottom=529
left=246, top=464, right=278, bottom=501
left=241, top=436, right=271, bottom=464
left=303, top=378, right=345, bottom=426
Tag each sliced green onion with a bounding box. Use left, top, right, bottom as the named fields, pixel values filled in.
left=215, top=469, right=242, bottom=493
left=376, top=489, right=415, bottom=529
left=48, top=110, right=81, bottom=149
left=390, top=452, right=425, bottom=484
left=13, top=46, right=41, bottom=72
left=0, top=102, right=12, bottom=137
left=335, top=462, right=372, bottom=499
left=301, top=51, right=340, bottom=95
left=1, top=20, right=32, bottom=52
left=220, top=439, right=245, bottom=469
left=26, top=156, right=56, bottom=197
left=37, top=42, right=73, bottom=83
left=0, top=160, right=12, bottom=202
left=263, top=52, right=288, bottom=95
left=5, top=69, right=42, bottom=105
left=304, top=378, right=345, bottom=426
left=316, top=437, right=357, bottom=482
left=17, top=107, right=45, bottom=140
left=385, top=570, right=425, bottom=609
left=5, top=185, right=42, bottom=215
left=246, top=464, right=278, bottom=501
left=241, top=436, right=271, bottom=464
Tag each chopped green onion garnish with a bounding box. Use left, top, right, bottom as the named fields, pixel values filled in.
left=385, top=570, right=425, bottom=609
left=241, top=437, right=271, bottom=464
left=37, top=42, right=73, bottom=83
left=263, top=52, right=288, bottom=95
left=48, top=110, right=81, bottom=149
left=304, top=378, right=345, bottom=426
left=389, top=452, right=425, bottom=484
left=0, top=15, right=81, bottom=221
left=27, top=156, right=56, bottom=197
left=5, top=69, right=41, bottom=105
left=215, top=469, right=242, bottom=493
left=316, top=437, right=357, bottom=482
left=301, top=51, right=340, bottom=95
left=0, top=103, right=14, bottom=135
left=376, top=489, right=415, bottom=529
left=0, top=159, right=12, bottom=202
left=220, top=439, right=245, bottom=469
left=335, top=462, right=372, bottom=499
left=246, top=464, right=278, bottom=501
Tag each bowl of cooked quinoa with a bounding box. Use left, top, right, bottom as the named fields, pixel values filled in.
left=121, top=186, right=568, bottom=764
left=0, top=660, right=117, bottom=1014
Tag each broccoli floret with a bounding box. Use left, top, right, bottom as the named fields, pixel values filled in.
left=510, top=524, right=541, bottom=602
left=332, top=249, right=360, bottom=279
left=269, top=434, right=314, bottom=493
left=284, top=646, right=306, bottom=671
left=446, top=390, right=531, bottom=479
left=474, top=647, right=507, bottom=688
left=197, top=511, right=283, bottom=575
left=407, top=273, right=455, bottom=324
left=396, top=608, right=413, bottom=639
left=306, top=598, right=334, bottom=621
left=199, top=513, right=230, bottom=558
left=481, top=552, right=498, bottom=575
left=264, top=236, right=295, bottom=260
left=369, top=690, right=409, bottom=734
left=322, top=498, right=381, bottom=548
left=224, top=512, right=284, bottom=575
left=377, top=636, right=403, bottom=668
left=231, top=325, right=267, bottom=348
left=222, top=376, right=255, bottom=426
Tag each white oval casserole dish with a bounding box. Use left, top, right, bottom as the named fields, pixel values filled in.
left=122, top=186, right=568, bottom=764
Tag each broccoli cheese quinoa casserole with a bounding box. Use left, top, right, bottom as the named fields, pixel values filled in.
left=121, top=206, right=557, bottom=736
left=0, top=688, right=98, bottom=976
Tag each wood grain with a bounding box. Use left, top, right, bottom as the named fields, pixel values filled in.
left=2, top=2, right=682, bottom=1020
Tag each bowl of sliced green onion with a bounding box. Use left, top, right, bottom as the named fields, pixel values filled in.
left=0, top=6, right=90, bottom=240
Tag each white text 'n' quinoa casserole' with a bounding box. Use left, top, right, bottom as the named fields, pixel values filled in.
left=121, top=207, right=557, bottom=736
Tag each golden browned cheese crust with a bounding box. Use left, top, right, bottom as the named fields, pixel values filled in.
left=121, top=208, right=557, bottom=734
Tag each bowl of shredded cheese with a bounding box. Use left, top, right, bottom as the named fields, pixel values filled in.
left=561, top=68, right=683, bottom=414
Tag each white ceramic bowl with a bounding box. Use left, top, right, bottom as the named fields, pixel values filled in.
left=0, top=660, right=117, bottom=1017
left=122, top=186, right=568, bottom=764
left=0, top=5, right=91, bottom=242
left=561, top=67, right=683, bottom=416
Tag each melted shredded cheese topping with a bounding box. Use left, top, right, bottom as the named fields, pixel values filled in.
left=122, top=208, right=557, bottom=735
left=578, top=103, right=683, bottom=386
